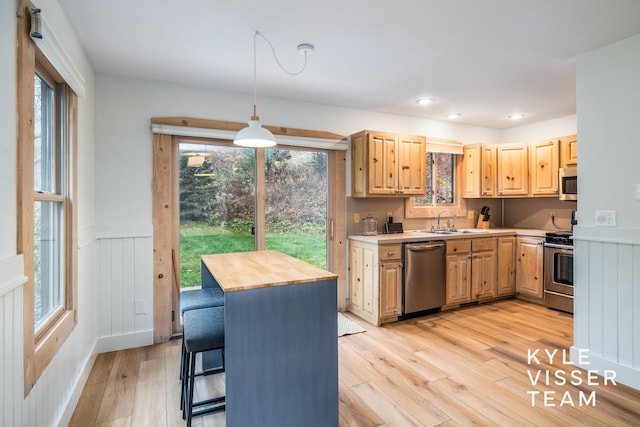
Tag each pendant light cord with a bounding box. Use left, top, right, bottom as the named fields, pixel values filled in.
left=251, top=31, right=310, bottom=118
left=255, top=31, right=309, bottom=76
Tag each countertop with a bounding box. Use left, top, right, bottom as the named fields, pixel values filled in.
left=348, top=227, right=549, bottom=244
left=201, top=250, right=338, bottom=292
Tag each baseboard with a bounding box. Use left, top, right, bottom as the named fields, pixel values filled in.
left=55, top=340, right=98, bottom=427
left=96, top=329, right=154, bottom=353
left=570, top=346, right=640, bottom=391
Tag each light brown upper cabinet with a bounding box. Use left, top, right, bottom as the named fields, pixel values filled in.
left=530, top=139, right=560, bottom=196
left=463, top=144, right=496, bottom=198
left=351, top=130, right=426, bottom=197
left=560, top=134, right=578, bottom=167
left=497, top=143, right=529, bottom=196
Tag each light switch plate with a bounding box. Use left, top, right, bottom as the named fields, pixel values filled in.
left=595, top=210, right=616, bottom=227
left=635, top=184, right=640, bottom=200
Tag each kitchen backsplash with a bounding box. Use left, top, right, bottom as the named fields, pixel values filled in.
left=347, top=197, right=577, bottom=235
left=347, top=198, right=503, bottom=235
left=503, top=198, right=577, bottom=231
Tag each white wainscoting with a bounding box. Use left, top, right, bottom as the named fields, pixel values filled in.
left=97, top=235, right=154, bottom=352
left=1, top=240, right=101, bottom=427
left=1, top=254, right=26, bottom=427
left=572, top=227, right=640, bottom=390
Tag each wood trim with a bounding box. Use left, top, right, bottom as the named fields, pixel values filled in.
left=17, top=2, right=37, bottom=396
left=152, top=133, right=173, bottom=343
left=18, top=4, right=80, bottom=395
left=151, top=116, right=346, bottom=141
left=328, top=151, right=347, bottom=310
left=255, top=148, right=266, bottom=250
left=170, top=138, right=181, bottom=335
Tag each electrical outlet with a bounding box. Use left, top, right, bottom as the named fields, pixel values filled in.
left=354, top=213, right=360, bottom=223
left=135, top=299, right=146, bottom=315
left=467, top=210, right=475, bottom=219
left=595, top=210, right=616, bottom=227
left=550, top=210, right=556, bottom=218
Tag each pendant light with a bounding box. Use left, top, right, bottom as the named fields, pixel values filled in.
left=234, top=32, right=313, bottom=148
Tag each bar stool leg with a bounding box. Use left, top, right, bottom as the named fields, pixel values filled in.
left=186, top=350, right=197, bottom=427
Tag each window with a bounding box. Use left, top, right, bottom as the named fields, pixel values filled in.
left=18, top=10, right=78, bottom=393
left=405, top=150, right=466, bottom=218
left=413, top=152, right=456, bottom=206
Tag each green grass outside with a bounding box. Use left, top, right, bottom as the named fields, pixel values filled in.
left=180, top=223, right=327, bottom=287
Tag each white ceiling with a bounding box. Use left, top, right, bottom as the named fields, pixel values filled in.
left=58, top=0, right=640, bottom=129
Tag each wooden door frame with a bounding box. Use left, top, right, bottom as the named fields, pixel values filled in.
left=152, top=118, right=347, bottom=342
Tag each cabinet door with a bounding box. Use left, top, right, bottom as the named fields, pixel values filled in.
left=379, top=262, right=403, bottom=319
left=349, top=245, right=364, bottom=312
left=471, top=250, right=496, bottom=300
left=361, top=246, right=377, bottom=315
left=516, top=237, right=544, bottom=298
left=349, top=243, right=378, bottom=324
left=368, top=132, right=397, bottom=195
left=481, top=145, right=496, bottom=196
left=530, top=139, right=559, bottom=196
left=397, top=135, right=426, bottom=195
left=350, top=131, right=366, bottom=197
left=561, top=134, right=578, bottom=167
left=497, top=144, right=529, bottom=196
left=497, top=237, right=516, bottom=296
left=446, top=253, right=471, bottom=304
left=463, top=144, right=480, bottom=198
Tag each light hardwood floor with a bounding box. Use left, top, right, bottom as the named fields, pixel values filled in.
left=70, top=299, right=640, bottom=426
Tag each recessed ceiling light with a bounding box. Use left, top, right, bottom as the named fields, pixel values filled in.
left=447, top=112, right=462, bottom=119
left=508, top=113, right=525, bottom=120
left=415, top=97, right=435, bottom=105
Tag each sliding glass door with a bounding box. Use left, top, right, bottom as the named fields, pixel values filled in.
left=264, top=148, right=328, bottom=269
left=178, top=141, right=329, bottom=289
left=179, top=142, right=256, bottom=287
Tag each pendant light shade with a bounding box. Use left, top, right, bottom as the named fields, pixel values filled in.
left=234, top=31, right=313, bottom=148
left=234, top=117, right=276, bottom=147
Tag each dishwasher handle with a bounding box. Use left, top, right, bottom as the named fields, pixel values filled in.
left=405, top=242, right=445, bottom=251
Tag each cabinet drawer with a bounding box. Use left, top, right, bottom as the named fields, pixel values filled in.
left=379, top=244, right=402, bottom=261
left=472, top=238, right=497, bottom=252
left=446, top=240, right=471, bottom=254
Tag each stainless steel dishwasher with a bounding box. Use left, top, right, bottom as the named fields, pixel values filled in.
left=402, top=241, right=446, bottom=317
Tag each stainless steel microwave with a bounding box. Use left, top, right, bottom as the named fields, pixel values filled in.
left=559, top=167, right=577, bottom=201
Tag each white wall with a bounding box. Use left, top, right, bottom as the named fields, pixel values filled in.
left=94, top=74, right=503, bottom=231
left=572, top=33, right=640, bottom=390
left=0, top=0, right=17, bottom=260
left=501, top=114, right=577, bottom=143
left=0, top=0, right=99, bottom=425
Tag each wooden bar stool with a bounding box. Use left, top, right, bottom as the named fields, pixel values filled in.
left=181, top=306, right=226, bottom=426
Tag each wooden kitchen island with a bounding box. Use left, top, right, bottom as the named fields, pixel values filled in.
left=200, top=251, right=339, bottom=427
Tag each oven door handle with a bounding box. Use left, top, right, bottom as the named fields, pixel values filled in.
left=544, top=243, right=574, bottom=251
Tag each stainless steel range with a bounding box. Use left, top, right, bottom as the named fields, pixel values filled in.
left=544, top=231, right=574, bottom=314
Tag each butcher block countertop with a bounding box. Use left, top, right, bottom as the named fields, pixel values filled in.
left=201, top=250, right=338, bottom=292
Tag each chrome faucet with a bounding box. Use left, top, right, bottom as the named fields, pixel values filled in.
left=434, top=208, right=457, bottom=231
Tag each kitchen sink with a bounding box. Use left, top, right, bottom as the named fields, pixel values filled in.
left=458, top=229, right=490, bottom=234
left=410, top=229, right=491, bottom=235
left=411, top=229, right=459, bottom=234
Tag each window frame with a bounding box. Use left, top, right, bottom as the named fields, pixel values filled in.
left=17, top=6, right=78, bottom=396
left=404, top=151, right=467, bottom=219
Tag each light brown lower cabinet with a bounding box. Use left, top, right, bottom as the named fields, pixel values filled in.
left=349, top=240, right=402, bottom=325
left=515, top=236, right=544, bottom=299
left=497, top=236, right=517, bottom=296
left=445, top=238, right=497, bottom=305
